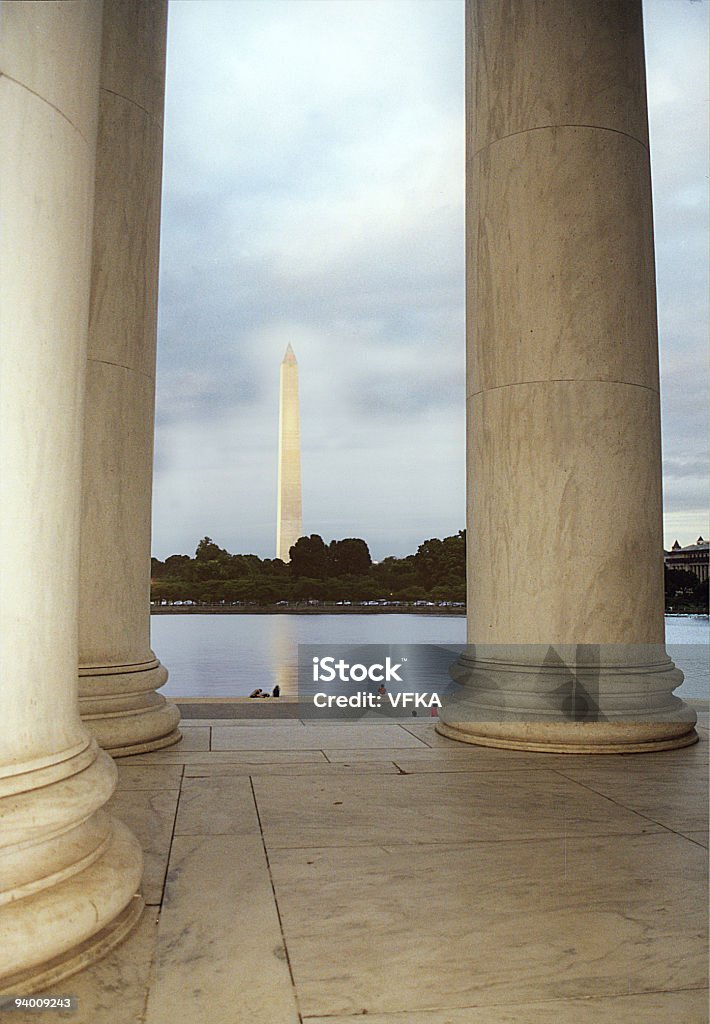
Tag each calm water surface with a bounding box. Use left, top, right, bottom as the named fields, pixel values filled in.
left=152, top=613, right=709, bottom=700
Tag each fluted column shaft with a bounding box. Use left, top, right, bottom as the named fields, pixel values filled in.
left=0, top=1, right=143, bottom=991
left=78, top=0, right=180, bottom=756
left=438, top=0, right=697, bottom=752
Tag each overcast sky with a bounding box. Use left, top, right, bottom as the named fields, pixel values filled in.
left=153, top=0, right=708, bottom=562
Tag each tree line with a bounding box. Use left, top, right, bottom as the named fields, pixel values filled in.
left=151, top=534, right=707, bottom=611
left=664, top=568, right=708, bottom=613
left=151, top=532, right=466, bottom=606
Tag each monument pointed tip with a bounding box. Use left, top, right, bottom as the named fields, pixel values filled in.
left=283, top=344, right=297, bottom=364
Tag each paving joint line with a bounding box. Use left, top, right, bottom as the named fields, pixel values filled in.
left=248, top=775, right=304, bottom=1023
left=300, top=982, right=709, bottom=1019
left=548, top=768, right=703, bottom=838
left=155, top=765, right=185, bottom=908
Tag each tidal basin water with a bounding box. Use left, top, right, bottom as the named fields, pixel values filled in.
left=152, top=613, right=709, bottom=701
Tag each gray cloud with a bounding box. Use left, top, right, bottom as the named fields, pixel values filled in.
left=153, top=0, right=708, bottom=560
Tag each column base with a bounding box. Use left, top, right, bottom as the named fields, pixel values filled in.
left=437, top=645, right=699, bottom=754
left=0, top=894, right=143, bottom=998
left=79, top=657, right=181, bottom=757
left=436, top=719, right=698, bottom=753
left=0, top=745, right=144, bottom=991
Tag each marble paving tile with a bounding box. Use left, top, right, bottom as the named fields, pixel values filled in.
left=302, top=988, right=709, bottom=1023
left=392, top=756, right=545, bottom=773
left=168, top=725, right=210, bottom=751
left=212, top=724, right=427, bottom=750
left=144, top=835, right=299, bottom=1024
left=270, top=832, right=707, bottom=1017
left=107, top=789, right=179, bottom=904
left=174, top=776, right=261, bottom=835
left=115, top=764, right=183, bottom=790
left=553, top=763, right=708, bottom=832
left=680, top=831, right=709, bottom=849
left=253, top=770, right=663, bottom=849
left=403, top=724, right=498, bottom=750
left=389, top=744, right=561, bottom=772
left=6, top=910, right=160, bottom=1024
left=538, top=747, right=709, bottom=771
left=319, top=747, right=494, bottom=762
left=179, top=717, right=305, bottom=727
left=183, top=761, right=401, bottom=778
left=119, top=749, right=329, bottom=765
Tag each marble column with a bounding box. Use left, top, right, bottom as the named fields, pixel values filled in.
left=438, top=0, right=697, bottom=752
left=78, top=0, right=181, bottom=756
left=0, top=1, right=143, bottom=992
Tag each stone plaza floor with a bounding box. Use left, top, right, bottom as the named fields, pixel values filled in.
left=13, top=712, right=709, bottom=1024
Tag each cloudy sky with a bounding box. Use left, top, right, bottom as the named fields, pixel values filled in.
left=153, top=0, right=708, bottom=562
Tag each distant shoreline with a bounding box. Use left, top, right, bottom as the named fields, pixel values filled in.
left=151, top=606, right=708, bottom=618
left=151, top=604, right=466, bottom=616
left=150, top=606, right=710, bottom=618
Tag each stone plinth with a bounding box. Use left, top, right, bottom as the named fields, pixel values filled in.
left=0, top=1, right=143, bottom=992
left=78, top=0, right=180, bottom=756
left=439, top=0, right=697, bottom=752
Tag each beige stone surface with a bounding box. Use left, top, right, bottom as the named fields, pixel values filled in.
left=553, top=763, right=708, bottom=832
left=183, top=760, right=400, bottom=778
left=180, top=716, right=305, bottom=727
left=7, top=910, right=160, bottom=1024
left=15, top=720, right=704, bottom=1017
left=303, top=989, right=709, bottom=1023
left=78, top=0, right=178, bottom=757
left=212, top=724, right=428, bottom=750
left=115, top=765, right=183, bottom=791
left=681, top=832, right=708, bottom=850
left=86, top=97, right=164, bottom=376
left=392, top=755, right=543, bottom=774
left=1, top=58, right=99, bottom=771
left=144, top=836, right=299, bottom=1024
left=119, top=749, right=329, bottom=765
left=167, top=726, right=210, bottom=751
left=107, top=789, right=179, bottom=905
left=470, top=130, right=659, bottom=395
left=456, top=0, right=696, bottom=753
left=0, top=0, right=103, bottom=138
left=174, top=776, right=261, bottom=835
left=270, top=833, right=706, bottom=1016
left=0, top=2, right=147, bottom=990
left=252, top=770, right=662, bottom=849
left=466, top=383, right=665, bottom=646
left=534, top=735, right=709, bottom=770
left=98, top=0, right=167, bottom=121
left=320, top=746, right=498, bottom=762
left=79, top=365, right=161, bottom=662
left=470, top=0, right=649, bottom=153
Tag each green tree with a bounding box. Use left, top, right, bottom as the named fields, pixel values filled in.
left=692, top=577, right=708, bottom=610
left=328, top=538, right=371, bottom=577
left=195, top=536, right=229, bottom=562
left=289, top=535, right=329, bottom=579
left=665, top=567, right=700, bottom=604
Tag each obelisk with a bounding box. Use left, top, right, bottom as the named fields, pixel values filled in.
left=277, top=344, right=302, bottom=562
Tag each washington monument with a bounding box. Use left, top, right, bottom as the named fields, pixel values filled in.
left=276, top=344, right=303, bottom=562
